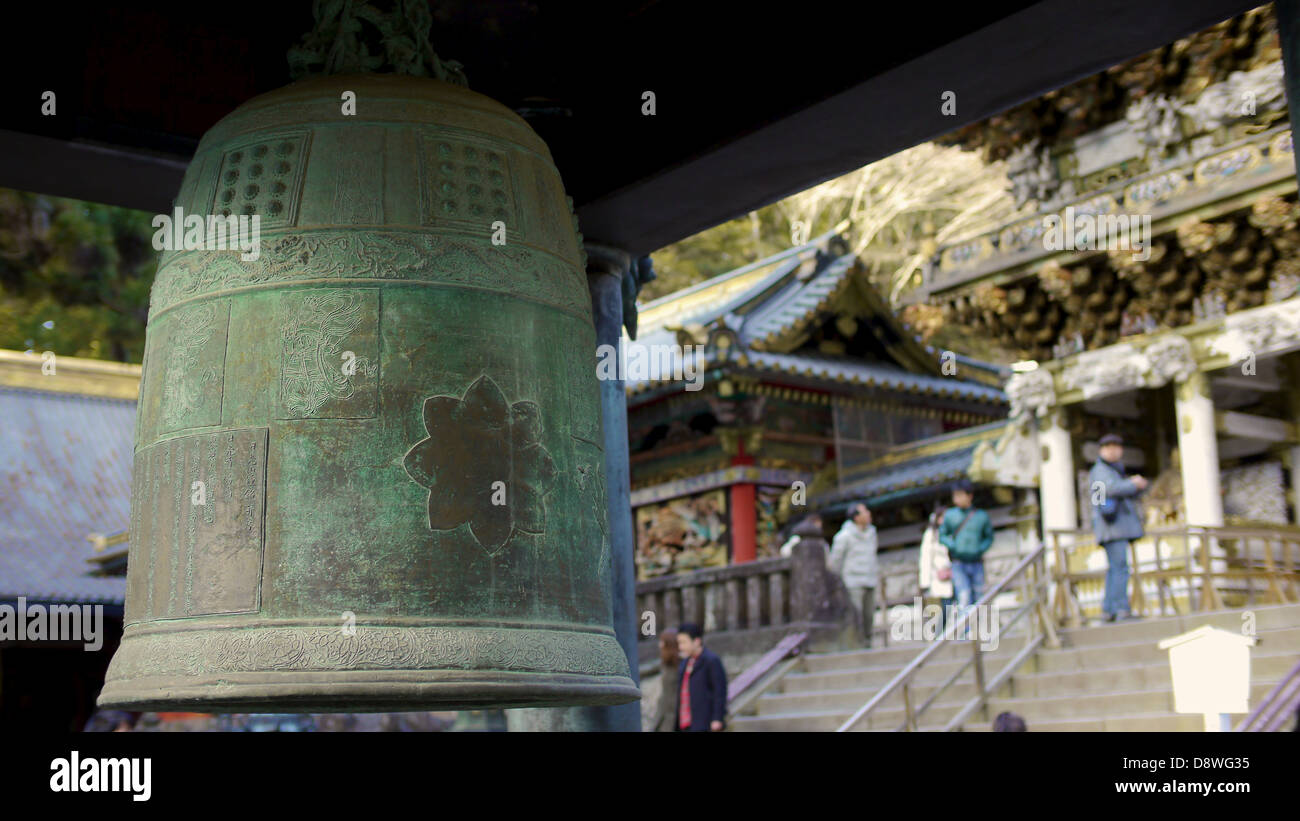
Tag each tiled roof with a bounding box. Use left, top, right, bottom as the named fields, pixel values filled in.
left=635, top=235, right=829, bottom=340
left=816, top=420, right=1011, bottom=508
left=737, top=351, right=1006, bottom=403
left=620, top=343, right=1006, bottom=404
left=820, top=446, right=979, bottom=509
left=739, top=254, right=856, bottom=347
left=0, top=387, right=133, bottom=604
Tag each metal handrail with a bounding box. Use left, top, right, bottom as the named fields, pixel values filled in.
left=901, top=590, right=1046, bottom=731
left=1236, top=658, right=1300, bottom=732
left=726, top=632, right=808, bottom=714
left=835, top=545, right=1058, bottom=732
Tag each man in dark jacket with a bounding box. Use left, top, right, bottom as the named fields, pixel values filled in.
left=1088, top=433, right=1148, bottom=621
left=675, top=623, right=728, bottom=732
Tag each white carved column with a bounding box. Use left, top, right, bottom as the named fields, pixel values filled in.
left=1174, top=371, right=1223, bottom=528
left=1175, top=370, right=1226, bottom=609
left=1005, top=368, right=1066, bottom=541
left=1039, top=407, right=1082, bottom=625
left=1039, top=408, right=1078, bottom=539
left=1284, top=356, right=1300, bottom=523
left=1289, top=445, right=1300, bottom=523
left=1006, top=367, right=1078, bottom=620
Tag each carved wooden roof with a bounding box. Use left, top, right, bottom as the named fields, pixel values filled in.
left=917, top=7, right=1297, bottom=365
left=935, top=5, right=1281, bottom=163
left=926, top=129, right=1297, bottom=362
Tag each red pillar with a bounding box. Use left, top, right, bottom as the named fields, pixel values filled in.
left=729, top=435, right=758, bottom=563
left=730, top=482, right=757, bottom=564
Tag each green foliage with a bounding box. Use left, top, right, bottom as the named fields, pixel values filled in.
left=644, top=210, right=790, bottom=302
left=0, top=188, right=155, bottom=363
left=647, top=143, right=1022, bottom=308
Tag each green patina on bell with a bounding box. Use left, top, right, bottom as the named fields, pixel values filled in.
left=97, top=58, right=636, bottom=711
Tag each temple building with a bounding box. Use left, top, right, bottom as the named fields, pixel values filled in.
left=623, top=231, right=1017, bottom=586
left=0, top=350, right=135, bottom=731
left=628, top=5, right=1300, bottom=620
left=911, top=4, right=1300, bottom=616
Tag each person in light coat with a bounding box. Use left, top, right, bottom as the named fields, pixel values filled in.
left=829, top=502, right=879, bottom=647
left=919, top=508, right=955, bottom=631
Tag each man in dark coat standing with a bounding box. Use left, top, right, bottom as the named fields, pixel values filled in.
left=1088, top=433, right=1149, bottom=622
left=675, top=623, right=728, bottom=732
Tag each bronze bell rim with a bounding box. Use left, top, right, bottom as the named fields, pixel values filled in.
left=98, top=674, right=641, bottom=714
left=98, top=622, right=638, bottom=713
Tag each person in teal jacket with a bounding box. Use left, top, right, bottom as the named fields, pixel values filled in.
left=938, top=479, right=994, bottom=615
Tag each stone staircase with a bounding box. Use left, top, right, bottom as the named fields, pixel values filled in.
left=729, top=602, right=1300, bottom=731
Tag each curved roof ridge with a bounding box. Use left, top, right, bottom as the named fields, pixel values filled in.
left=639, top=226, right=844, bottom=312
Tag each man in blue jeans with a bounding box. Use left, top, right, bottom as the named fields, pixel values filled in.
left=938, top=479, right=994, bottom=620
left=1088, top=433, right=1149, bottom=621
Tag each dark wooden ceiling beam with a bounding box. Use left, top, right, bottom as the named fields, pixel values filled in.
left=577, top=0, right=1262, bottom=254
left=0, top=0, right=1262, bottom=257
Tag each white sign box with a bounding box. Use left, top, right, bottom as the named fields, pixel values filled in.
left=1158, top=625, right=1256, bottom=715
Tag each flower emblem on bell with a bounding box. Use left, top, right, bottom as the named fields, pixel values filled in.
left=403, top=374, right=555, bottom=554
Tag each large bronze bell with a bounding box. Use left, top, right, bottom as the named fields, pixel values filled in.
left=98, top=74, right=637, bottom=712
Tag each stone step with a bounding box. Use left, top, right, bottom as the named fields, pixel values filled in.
left=785, top=634, right=1027, bottom=682
left=954, top=712, right=1214, bottom=732
left=1034, top=626, right=1300, bottom=673
left=732, top=698, right=973, bottom=732
left=1057, top=603, right=1300, bottom=647
left=852, top=698, right=972, bottom=730
left=990, top=689, right=1174, bottom=722
left=1254, top=625, right=1300, bottom=652
left=755, top=649, right=1292, bottom=719
left=984, top=680, right=1279, bottom=722
left=1007, top=650, right=1300, bottom=699
left=746, top=677, right=1280, bottom=731
left=730, top=708, right=853, bottom=732
left=800, top=642, right=944, bottom=673
left=778, top=663, right=951, bottom=694
left=746, top=604, right=1300, bottom=730
left=1034, top=641, right=1163, bottom=671
left=779, top=646, right=1023, bottom=694
left=799, top=638, right=1000, bottom=672
left=755, top=680, right=988, bottom=716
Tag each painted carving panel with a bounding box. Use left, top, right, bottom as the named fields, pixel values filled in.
left=278, top=289, right=380, bottom=419
left=126, top=427, right=268, bottom=623
left=157, top=300, right=230, bottom=434
left=635, top=489, right=729, bottom=580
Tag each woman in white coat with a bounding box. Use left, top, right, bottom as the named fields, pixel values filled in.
left=919, top=509, right=955, bottom=632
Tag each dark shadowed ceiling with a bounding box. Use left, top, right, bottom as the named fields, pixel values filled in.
left=0, top=0, right=1265, bottom=255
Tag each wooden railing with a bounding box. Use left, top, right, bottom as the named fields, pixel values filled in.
left=836, top=545, right=1059, bottom=732
left=635, top=516, right=852, bottom=638
left=1048, top=524, right=1300, bottom=626
left=636, top=523, right=1037, bottom=651
left=636, top=555, right=795, bottom=635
